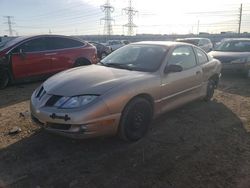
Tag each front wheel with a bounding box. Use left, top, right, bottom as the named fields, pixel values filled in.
left=0, top=71, right=9, bottom=89
left=118, top=98, right=153, bottom=141
left=204, top=79, right=216, bottom=101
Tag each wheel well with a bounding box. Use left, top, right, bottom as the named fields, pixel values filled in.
left=74, top=57, right=91, bottom=66
left=209, top=74, right=220, bottom=88
left=129, top=94, right=155, bottom=115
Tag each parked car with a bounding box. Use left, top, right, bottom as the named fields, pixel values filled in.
left=0, top=35, right=97, bottom=89
left=30, top=41, right=221, bottom=141
left=209, top=38, right=250, bottom=78
left=88, top=41, right=111, bottom=59
left=105, top=40, right=126, bottom=51
left=176, top=38, right=213, bottom=52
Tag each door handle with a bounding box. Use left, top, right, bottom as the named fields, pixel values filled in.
left=45, top=53, right=57, bottom=56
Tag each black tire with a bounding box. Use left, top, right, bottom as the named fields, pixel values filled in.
left=74, top=58, right=91, bottom=67
left=204, top=79, right=216, bottom=101
left=118, top=98, right=153, bottom=141
left=0, top=71, right=9, bottom=89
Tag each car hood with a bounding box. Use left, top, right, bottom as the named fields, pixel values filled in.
left=209, top=51, right=250, bottom=63
left=43, top=65, right=146, bottom=96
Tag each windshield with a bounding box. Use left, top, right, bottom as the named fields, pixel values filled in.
left=215, top=40, right=250, bottom=52
left=0, top=40, right=11, bottom=50
left=100, top=44, right=167, bottom=72
left=0, top=37, right=26, bottom=51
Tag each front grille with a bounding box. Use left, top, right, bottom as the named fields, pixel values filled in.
left=46, top=95, right=61, bottom=106
left=47, top=123, right=71, bottom=130
left=36, top=86, right=46, bottom=100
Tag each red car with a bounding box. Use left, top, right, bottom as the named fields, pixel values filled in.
left=0, top=35, right=97, bottom=89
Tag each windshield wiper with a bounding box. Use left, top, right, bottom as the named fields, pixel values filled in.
left=105, top=63, right=134, bottom=71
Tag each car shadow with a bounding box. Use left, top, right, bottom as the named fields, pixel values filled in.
left=0, top=100, right=250, bottom=188
left=218, top=72, right=250, bottom=97
left=0, top=81, right=41, bottom=109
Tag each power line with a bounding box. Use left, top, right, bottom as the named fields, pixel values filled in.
left=123, top=0, right=138, bottom=36
left=100, top=0, right=114, bottom=36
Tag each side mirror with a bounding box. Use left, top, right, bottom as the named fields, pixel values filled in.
left=19, top=49, right=26, bottom=58
left=164, top=64, right=183, bottom=73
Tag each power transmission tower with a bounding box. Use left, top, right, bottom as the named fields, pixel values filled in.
left=123, top=0, right=138, bottom=36
left=238, top=3, right=243, bottom=35
left=100, top=0, right=114, bottom=37
left=3, top=16, right=14, bottom=36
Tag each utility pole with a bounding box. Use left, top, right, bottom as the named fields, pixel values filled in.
left=197, top=20, right=200, bottom=35
left=123, top=0, right=138, bottom=36
left=3, top=16, right=14, bottom=36
left=100, top=0, right=114, bottom=38
left=238, top=3, right=243, bottom=35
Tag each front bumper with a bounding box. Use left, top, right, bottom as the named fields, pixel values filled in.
left=30, top=92, right=121, bottom=139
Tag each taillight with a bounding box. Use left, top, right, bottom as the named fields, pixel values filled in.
left=92, top=53, right=98, bottom=64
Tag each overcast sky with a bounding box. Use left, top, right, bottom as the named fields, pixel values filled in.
left=0, top=0, right=250, bottom=36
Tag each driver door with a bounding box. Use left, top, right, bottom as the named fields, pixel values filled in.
left=11, top=37, right=51, bottom=79
left=160, top=45, right=203, bottom=113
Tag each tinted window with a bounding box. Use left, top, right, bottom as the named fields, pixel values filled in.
left=215, top=40, right=250, bottom=52
left=195, top=48, right=208, bottom=64
left=18, top=38, right=46, bottom=52
left=178, top=39, right=199, bottom=46
left=168, top=46, right=197, bottom=70
left=47, top=37, right=84, bottom=50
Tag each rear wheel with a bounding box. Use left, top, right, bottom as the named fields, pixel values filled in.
left=204, top=79, right=216, bottom=101
left=0, top=71, right=9, bottom=89
left=119, top=98, right=152, bottom=141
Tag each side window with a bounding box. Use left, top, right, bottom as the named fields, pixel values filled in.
left=47, top=37, right=84, bottom=50
left=168, top=46, right=197, bottom=70
left=18, top=38, right=46, bottom=53
left=195, top=48, right=209, bottom=64
left=200, top=39, right=206, bottom=46
left=203, top=39, right=209, bottom=45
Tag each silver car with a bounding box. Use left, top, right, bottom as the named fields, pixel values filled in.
left=176, top=38, right=213, bottom=52
left=30, top=41, right=221, bottom=141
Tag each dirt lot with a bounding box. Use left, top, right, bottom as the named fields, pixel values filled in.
left=0, top=73, right=250, bottom=188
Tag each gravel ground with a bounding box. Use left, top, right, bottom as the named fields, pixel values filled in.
left=0, top=73, right=250, bottom=188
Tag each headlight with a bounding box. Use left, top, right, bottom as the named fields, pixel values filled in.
left=230, top=58, right=247, bottom=64
left=54, top=95, right=98, bottom=109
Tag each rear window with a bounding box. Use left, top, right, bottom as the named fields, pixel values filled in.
left=215, top=40, right=250, bottom=52
left=177, top=39, right=199, bottom=46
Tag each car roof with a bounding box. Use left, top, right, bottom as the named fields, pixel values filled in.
left=131, top=41, right=194, bottom=47
left=222, top=38, right=250, bottom=41
left=179, top=37, right=210, bottom=40
left=12, top=34, right=84, bottom=43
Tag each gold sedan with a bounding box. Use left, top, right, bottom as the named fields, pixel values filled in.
left=30, top=41, right=221, bottom=141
